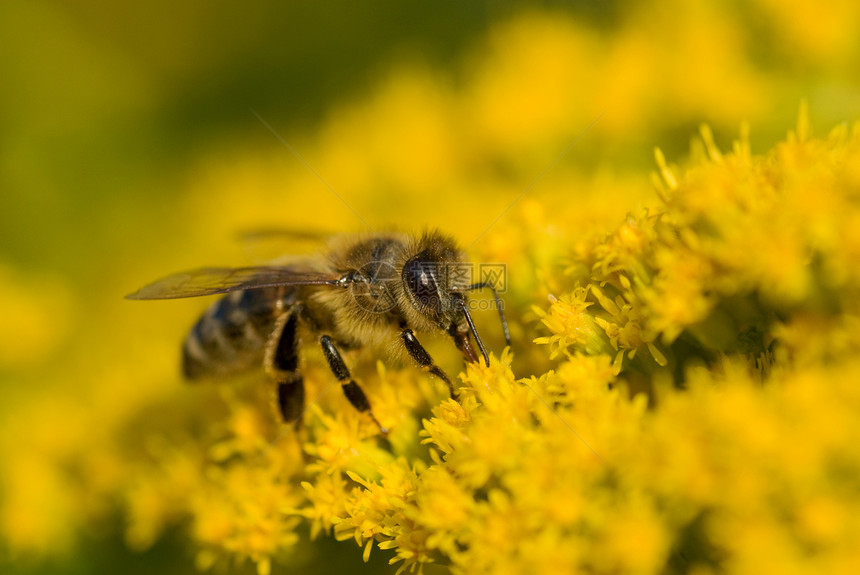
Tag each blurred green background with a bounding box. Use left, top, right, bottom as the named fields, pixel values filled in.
left=2, top=1, right=859, bottom=573
left=1, top=0, right=504, bottom=284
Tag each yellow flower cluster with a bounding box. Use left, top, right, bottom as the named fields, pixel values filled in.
left=289, top=115, right=860, bottom=574
left=540, top=108, right=860, bottom=381
left=148, top=113, right=832, bottom=573
left=5, top=3, right=860, bottom=573
left=5, top=113, right=860, bottom=575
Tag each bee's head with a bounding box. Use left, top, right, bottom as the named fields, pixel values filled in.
left=400, top=232, right=503, bottom=365
left=401, top=252, right=451, bottom=325
left=400, top=233, right=464, bottom=324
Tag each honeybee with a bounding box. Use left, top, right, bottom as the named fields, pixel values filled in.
left=126, top=230, right=509, bottom=433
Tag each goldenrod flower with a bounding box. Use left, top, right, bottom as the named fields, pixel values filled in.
left=5, top=112, right=860, bottom=574
left=533, top=289, right=612, bottom=360
left=5, top=4, right=860, bottom=573
left=293, top=115, right=860, bottom=574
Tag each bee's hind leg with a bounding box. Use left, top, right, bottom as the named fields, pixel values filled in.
left=265, top=311, right=305, bottom=429
left=319, top=335, right=388, bottom=435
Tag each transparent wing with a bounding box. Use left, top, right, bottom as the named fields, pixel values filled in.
left=125, top=266, right=338, bottom=300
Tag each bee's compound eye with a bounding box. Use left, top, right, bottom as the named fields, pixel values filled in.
left=402, top=253, right=442, bottom=316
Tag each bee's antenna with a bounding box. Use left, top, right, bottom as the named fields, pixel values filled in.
left=458, top=297, right=490, bottom=367
left=466, top=282, right=511, bottom=347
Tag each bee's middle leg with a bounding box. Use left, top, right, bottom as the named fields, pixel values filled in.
left=265, top=311, right=305, bottom=428
left=319, top=335, right=387, bottom=434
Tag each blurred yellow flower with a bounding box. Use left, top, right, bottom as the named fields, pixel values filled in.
left=0, top=264, right=74, bottom=369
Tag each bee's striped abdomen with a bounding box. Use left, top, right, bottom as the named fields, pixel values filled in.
left=182, top=287, right=294, bottom=379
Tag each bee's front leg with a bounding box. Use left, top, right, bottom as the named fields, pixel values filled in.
left=319, top=335, right=388, bottom=434
left=400, top=328, right=456, bottom=399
